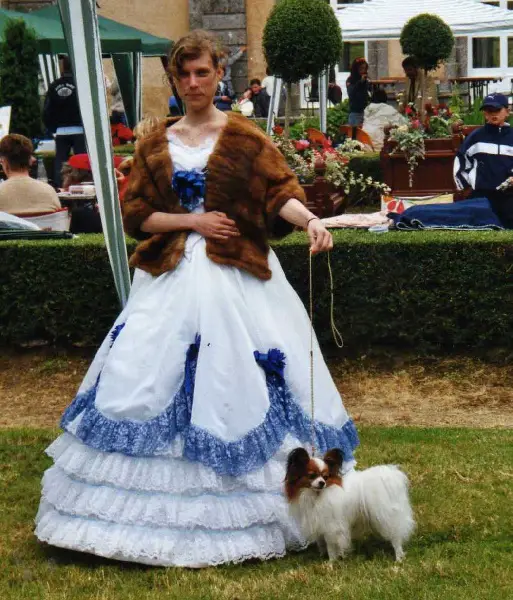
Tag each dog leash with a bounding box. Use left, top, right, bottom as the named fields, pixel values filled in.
left=308, top=249, right=344, bottom=456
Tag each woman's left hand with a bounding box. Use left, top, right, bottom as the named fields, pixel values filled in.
left=307, top=219, right=333, bottom=254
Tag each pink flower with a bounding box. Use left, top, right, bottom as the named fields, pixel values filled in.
left=294, top=139, right=310, bottom=151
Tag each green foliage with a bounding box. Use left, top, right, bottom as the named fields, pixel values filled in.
left=3, top=230, right=513, bottom=355
left=327, top=99, right=349, bottom=142
left=462, top=98, right=485, bottom=126
left=263, top=0, right=343, bottom=83
left=348, top=152, right=382, bottom=182
left=2, top=426, right=513, bottom=599
left=400, top=14, right=454, bottom=73
left=0, top=19, right=42, bottom=139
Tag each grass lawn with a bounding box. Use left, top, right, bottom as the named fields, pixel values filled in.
left=1, top=426, right=512, bottom=600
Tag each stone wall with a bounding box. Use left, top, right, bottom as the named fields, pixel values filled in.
left=189, top=0, right=248, bottom=95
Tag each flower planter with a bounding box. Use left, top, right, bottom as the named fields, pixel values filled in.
left=301, top=178, right=347, bottom=218
left=381, top=133, right=463, bottom=197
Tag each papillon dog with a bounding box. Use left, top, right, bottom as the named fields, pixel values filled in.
left=285, top=448, right=415, bottom=562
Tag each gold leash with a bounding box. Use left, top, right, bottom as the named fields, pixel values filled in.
left=308, top=249, right=344, bottom=457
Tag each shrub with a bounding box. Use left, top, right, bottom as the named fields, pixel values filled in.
left=327, top=100, right=349, bottom=142
left=263, top=0, right=342, bottom=83
left=0, top=19, right=42, bottom=140
left=263, top=0, right=342, bottom=135
left=2, top=231, right=513, bottom=355
left=348, top=153, right=382, bottom=183
left=400, top=14, right=454, bottom=73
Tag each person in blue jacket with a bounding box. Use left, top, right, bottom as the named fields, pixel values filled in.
left=454, top=93, right=513, bottom=227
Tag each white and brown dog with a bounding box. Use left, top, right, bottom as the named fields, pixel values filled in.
left=285, top=448, right=415, bottom=562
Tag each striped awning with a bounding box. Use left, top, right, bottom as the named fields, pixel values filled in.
left=338, top=0, right=513, bottom=40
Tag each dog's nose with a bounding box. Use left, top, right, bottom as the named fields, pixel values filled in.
left=318, top=480, right=326, bottom=488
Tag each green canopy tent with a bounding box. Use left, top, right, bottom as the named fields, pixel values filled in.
left=33, top=5, right=172, bottom=127
left=0, top=7, right=141, bottom=54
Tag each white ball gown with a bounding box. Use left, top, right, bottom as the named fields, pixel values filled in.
left=35, top=132, right=359, bottom=567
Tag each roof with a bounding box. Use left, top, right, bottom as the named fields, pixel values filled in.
left=34, top=5, right=172, bottom=56
left=338, top=0, right=513, bottom=41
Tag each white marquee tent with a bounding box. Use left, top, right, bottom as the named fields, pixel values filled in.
left=337, top=0, right=513, bottom=41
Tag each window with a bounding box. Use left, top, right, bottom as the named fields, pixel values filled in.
left=508, top=1, right=513, bottom=8
left=339, top=42, right=365, bottom=71
left=472, top=37, right=500, bottom=68
left=509, top=38, right=513, bottom=67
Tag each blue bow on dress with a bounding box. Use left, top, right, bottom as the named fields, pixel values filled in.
left=172, top=169, right=206, bottom=211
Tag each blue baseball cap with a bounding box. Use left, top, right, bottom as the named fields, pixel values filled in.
left=480, top=93, right=509, bottom=110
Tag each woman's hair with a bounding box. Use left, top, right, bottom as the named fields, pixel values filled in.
left=60, top=164, right=91, bottom=190
left=348, top=57, right=368, bottom=84
left=0, top=134, right=33, bottom=170
left=371, top=88, right=388, bottom=104
left=168, top=30, right=225, bottom=80
left=133, top=116, right=161, bottom=141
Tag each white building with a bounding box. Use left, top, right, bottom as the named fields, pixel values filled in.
left=326, top=0, right=513, bottom=102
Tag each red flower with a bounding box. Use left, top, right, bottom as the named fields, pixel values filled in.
left=405, top=106, right=413, bottom=115
left=294, top=139, right=310, bottom=151
left=273, top=125, right=284, bottom=135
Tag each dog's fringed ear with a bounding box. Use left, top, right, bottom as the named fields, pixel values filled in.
left=323, top=448, right=343, bottom=474
left=286, top=447, right=310, bottom=481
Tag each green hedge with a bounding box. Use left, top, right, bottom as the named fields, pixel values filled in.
left=348, top=153, right=382, bottom=183
left=2, top=230, right=513, bottom=354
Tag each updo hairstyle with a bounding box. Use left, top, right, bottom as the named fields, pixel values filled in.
left=168, top=30, right=226, bottom=80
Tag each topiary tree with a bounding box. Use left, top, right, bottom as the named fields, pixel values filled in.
left=400, top=13, right=454, bottom=119
left=0, top=19, right=42, bottom=140
left=263, top=0, right=342, bottom=136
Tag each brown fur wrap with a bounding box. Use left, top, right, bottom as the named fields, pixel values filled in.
left=122, top=113, right=305, bottom=280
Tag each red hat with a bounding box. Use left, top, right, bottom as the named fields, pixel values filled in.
left=68, top=153, right=91, bottom=171
left=68, top=154, right=127, bottom=170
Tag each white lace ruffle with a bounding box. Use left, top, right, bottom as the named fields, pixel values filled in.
left=41, top=466, right=296, bottom=532
left=47, top=433, right=294, bottom=495
left=36, top=501, right=306, bottom=568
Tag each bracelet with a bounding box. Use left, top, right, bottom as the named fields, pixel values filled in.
left=305, top=216, right=319, bottom=229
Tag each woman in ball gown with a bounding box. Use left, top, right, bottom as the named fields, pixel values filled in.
left=35, top=30, right=359, bottom=568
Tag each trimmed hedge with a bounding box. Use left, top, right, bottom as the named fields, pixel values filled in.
left=2, top=230, right=513, bottom=353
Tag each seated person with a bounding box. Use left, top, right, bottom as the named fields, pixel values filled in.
left=61, top=154, right=101, bottom=234
left=454, top=93, right=513, bottom=228
left=168, top=95, right=182, bottom=117
left=237, top=88, right=254, bottom=117
left=0, top=134, right=61, bottom=215
left=250, top=78, right=271, bottom=118
left=398, top=56, right=438, bottom=114
left=363, top=88, right=407, bottom=151
left=213, top=67, right=235, bottom=112
left=110, top=111, right=134, bottom=146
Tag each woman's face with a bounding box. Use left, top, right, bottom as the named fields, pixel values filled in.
left=358, top=62, right=368, bottom=76
left=173, top=51, right=221, bottom=112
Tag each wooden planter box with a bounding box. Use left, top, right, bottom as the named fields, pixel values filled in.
left=301, top=166, right=347, bottom=218
left=381, top=134, right=463, bottom=197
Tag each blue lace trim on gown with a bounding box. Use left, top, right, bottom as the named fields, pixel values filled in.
left=61, top=330, right=359, bottom=477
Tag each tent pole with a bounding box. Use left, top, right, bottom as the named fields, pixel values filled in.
left=57, top=0, right=131, bottom=307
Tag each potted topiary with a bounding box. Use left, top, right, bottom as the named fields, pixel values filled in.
left=400, top=13, right=454, bottom=120
left=381, top=14, right=457, bottom=195
left=262, top=0, right=342, bottom=138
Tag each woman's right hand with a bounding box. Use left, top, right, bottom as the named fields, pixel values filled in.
left=192, top=211, right=240, bottom=241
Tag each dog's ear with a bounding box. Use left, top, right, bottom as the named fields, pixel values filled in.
left=324, top=448, right=343, bottom=474
left=286, top=447, right=310, bottom=480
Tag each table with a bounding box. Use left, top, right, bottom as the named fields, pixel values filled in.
left=448, top=76, right=503, bottom=107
